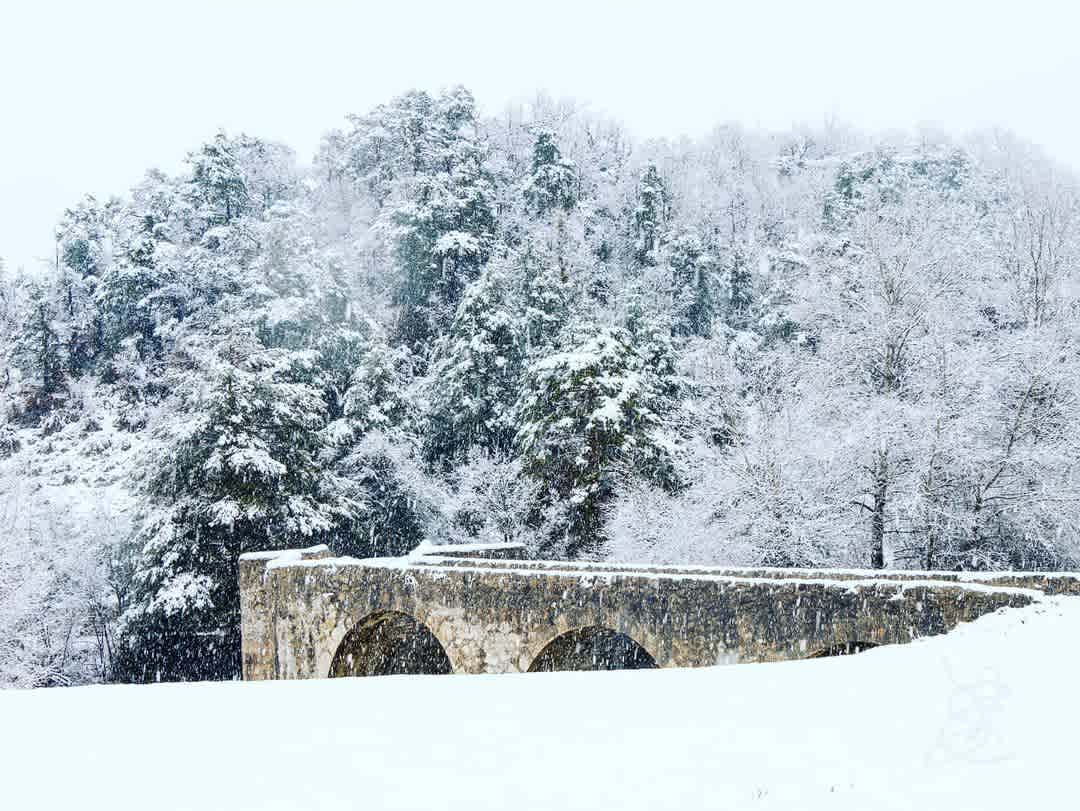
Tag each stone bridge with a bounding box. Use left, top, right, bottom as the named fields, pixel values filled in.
left=239, top=542, right=1080, bottom=681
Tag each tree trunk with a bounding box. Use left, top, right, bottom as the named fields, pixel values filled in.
left=870, top=452, right=888, bottom=569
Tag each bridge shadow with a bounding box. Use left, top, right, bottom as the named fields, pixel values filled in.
left=329, top=610, right=453, bottom=677
left=528, top=627, right=658, bottom=673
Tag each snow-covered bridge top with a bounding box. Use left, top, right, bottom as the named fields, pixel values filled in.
left=239, top=543, right=1074, bottom=681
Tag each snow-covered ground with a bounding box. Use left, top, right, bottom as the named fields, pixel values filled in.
left=3, top=599, right=1075, bottom=811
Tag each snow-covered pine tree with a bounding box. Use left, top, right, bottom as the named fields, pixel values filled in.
left=424, top=259, right=525, bottom=466
left=633, top=163, right=667, bottom=267
left=11, top=278, right=67, bottom=418
left=373, top=87, right=498, bottom=355
left=516, top=325, right=680, bottom=557
left=323, top=335, right=435, bottom=559
left=118, top=334, right=349, bottom=681
left=669, top=229, right=716, bottom=338
left=523, top=128, right=578, bottom=215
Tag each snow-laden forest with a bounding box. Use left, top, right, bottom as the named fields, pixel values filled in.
left=2, top=87, right=1079, bottom=687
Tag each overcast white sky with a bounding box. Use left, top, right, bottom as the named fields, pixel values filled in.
left=2, top=0, right=1078, bottom=273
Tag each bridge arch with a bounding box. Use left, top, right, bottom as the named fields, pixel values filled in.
left=809, top=641, right=878, bottom=659
left=527, top=626, right=658, bottom=673
left=329, top=610, right=453, bottom=677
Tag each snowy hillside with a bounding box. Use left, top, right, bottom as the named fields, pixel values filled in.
left=2, top=598, right=1075, bottom=811
left=4, top=83, right=1080, bottom=688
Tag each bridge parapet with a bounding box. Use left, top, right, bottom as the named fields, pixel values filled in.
left=239, top=545, right=1053, bottom=682
left=408, top=555, right=1080, bottom=595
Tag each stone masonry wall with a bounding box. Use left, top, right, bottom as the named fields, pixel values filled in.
left=239, top=549, right=1041, bottom=681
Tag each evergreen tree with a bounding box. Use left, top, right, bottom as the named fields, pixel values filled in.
left=12, top=280, right=66, bottom=415
left=54, top=199, right=112, bottom=373
left=634, top=163, right=667, bottom=267
left=669, top=230, right=715, bottom=338
left=185, top=131, right=252, bottom=228
left=516, top=325, right=680, bottom=557
left=118, top=336, right=348, bottom=681
left=325, top=336, right=417, bottom=449
left=519, top=236, right=571, bottom=355
left=523, top=128, right=577, bottom=214
left=94, top=170, right=183, bottom=363
left=378, top=87, right=498, bottom=353
left=325, top=337, right=431, bottom=559
left=425, top=261, right=524, bottom=465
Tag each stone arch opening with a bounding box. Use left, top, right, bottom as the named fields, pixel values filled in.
left=809, top=641, right=878, bottom=659
left=329, top=610, right=453, bottom=677
left=528, top=627, right=658, bottom=673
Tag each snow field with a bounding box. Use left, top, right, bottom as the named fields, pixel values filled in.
left=1, top=597, right=1075, bottom=810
